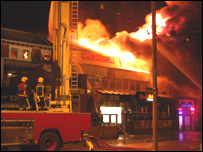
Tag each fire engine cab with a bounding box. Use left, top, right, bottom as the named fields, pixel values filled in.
left=1, top=1, right=94, bottom=151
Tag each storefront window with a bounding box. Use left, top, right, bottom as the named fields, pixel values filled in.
left=100, top=106, right=121, bottom=124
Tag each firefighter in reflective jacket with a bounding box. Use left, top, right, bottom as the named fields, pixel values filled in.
left=36, top=77, right=47, bottom=109
left=17, top=77, right=31, bottom=110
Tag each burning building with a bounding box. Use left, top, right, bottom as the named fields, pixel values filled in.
left=46, top=1, right=202, bottom=133
left=1, top=1, right=201, bottom=135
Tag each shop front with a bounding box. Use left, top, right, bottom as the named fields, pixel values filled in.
left=178, top=98, right=196, bottom=131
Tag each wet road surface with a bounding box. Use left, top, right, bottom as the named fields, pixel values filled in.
left=1, top=131, right=202, bottom=151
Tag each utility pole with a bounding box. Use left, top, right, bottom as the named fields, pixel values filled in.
left=151, top=1, right=158, bottom=151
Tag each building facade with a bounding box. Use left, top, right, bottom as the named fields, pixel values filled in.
left=1, top=27, right=52, bottom=107
left=1, top=27, right=200, bottom=133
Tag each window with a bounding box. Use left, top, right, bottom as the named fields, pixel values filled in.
left=42, top=53, right=51, bottom=62
left=130, top=80, right=135, bottom=90
left=136, top=81, right=141, bottom=90
left=102, top=79, right=108, bottom=89
left=110, top=79, right=116, bottom=89
left=123, top=79, right=128, bottom=90
left=117, top=79, right=122, bottom=89
left=23, top=50, right=29, bottom=60
left=11, top=48, right=18, bottom=58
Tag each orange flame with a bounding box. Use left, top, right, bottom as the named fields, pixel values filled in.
left=23, top=51, right=28, bottom=59
left=77, top=19, right=150, bottom=74
left=130, top=13, right=169, bottom=42
left=48, top=3, right=170, bottom=74
left=76, top=11, right=170, bottom=74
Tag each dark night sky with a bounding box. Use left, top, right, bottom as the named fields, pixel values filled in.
left=1, top=1, right=51, bottom=36
left=1, top=1, right=202, bottom=97
left=1, top=1, right=167, bottom=36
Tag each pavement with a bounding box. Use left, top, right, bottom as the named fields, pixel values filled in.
left=60, top=131, right=202, bottom=151
left=2, top=131, right=202, bottom=151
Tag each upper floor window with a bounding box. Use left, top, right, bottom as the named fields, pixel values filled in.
left=42, top=52, right=51, bottom=62
left=130, top=80, right=135, bottom=90
left=110, top=79, right=116, bottom=89
left=123, top=79, right=129, bottom=90
left=136, top=81, right=141, bottom=90
left=102, top=79, right=108, bottom=89
left=23, top=50, right=29, bottom=60
left=9, top=45, right=31, bottom=61
left=117, top=79, right=122, bottom=89
left=11, top=48, right=18, bottom=58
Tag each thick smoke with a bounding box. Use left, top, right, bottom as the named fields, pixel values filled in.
left=156, top=1, right=202, bottom=97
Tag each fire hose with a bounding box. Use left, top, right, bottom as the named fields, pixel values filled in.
left=84, top=132, right=150, bottom=151
left=83, top=131, right=118, bottom=151
left=83, top=124, right=130, bottom=151
left=88, top=135, right=118, bottom=151
left=83, top=124, right=146, bottom=151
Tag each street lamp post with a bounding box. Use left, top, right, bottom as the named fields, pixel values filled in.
left=151, top=1, right=158, bottom=151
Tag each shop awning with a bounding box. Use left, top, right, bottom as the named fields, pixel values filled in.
left=97, top=89, right=137, bottom=95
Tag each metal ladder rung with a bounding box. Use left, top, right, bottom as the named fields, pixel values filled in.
left=70, top=1, right=78, bottom=92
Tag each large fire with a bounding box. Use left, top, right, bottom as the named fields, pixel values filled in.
left=77, top=11, right=170, bottom=74
left=48, top=1, right=202, bottom=97
left=77, top=23, right=150, bottom=74
left=48, top=2, right=170, bottom=74
left=129, top=13, right=169, bottom=42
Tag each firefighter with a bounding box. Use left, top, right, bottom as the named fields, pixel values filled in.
left=17, top=77, right=31, bottom=110
left=36, top=77, right=47, bottom=109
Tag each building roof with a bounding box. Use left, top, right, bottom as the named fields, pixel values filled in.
left=1, top=27, right=52, bottom=47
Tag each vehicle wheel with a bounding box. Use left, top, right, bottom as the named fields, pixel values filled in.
left=38, top=132, right=60, bottom=151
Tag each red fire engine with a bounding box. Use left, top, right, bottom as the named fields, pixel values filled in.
left=1, top=111, right=91, bottom=151
left=1, top=2, right=94, bottom=151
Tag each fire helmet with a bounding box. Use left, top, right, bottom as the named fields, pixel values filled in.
left=21, top=77, right=28, bottom=82
left=38, top=77, right=44, bottom=83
